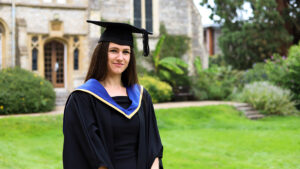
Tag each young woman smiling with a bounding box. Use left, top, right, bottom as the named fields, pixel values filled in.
left=63, top=21, right=163, bottom=169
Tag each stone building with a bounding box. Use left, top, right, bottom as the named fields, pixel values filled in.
left=0, top=0, right=206, bottom=105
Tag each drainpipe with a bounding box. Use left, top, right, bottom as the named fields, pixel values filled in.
left=11, top=0, right=16, bottom=67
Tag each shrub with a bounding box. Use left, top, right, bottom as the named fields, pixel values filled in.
left=282, top=43, right=300, bottom=109
left=234, top=81, right=298, bottom=115
left=191, top=64, right=243, bottom=100
left=0, top=67, right=55, bottom=115
left=264, top=54, right=289, bottom=86
left=241, top=63, right=269, bottom=84
left=139, top=75, right=173, bottom=103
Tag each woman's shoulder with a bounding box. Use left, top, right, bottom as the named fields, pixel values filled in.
left=65, top=90, right=94, bottom=107
left=139, top=85, right=153, bottom=103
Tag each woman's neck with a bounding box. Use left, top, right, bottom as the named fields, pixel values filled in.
left=99, top=75, right=127, bottom=96
left=100, top=74, right=123, bottom=88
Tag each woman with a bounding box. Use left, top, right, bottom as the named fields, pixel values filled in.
left=63, top=21, right=163, bottom=169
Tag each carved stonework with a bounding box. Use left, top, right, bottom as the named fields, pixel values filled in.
left=50, top=20, right=63, bottom=37
left=51, top=20, right=62, bottom=31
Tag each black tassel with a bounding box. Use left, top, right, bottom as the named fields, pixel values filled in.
left=143, top=32, right=149, bottom=56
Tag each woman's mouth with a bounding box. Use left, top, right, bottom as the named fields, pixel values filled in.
left=113, top=63, right=123, bottom=66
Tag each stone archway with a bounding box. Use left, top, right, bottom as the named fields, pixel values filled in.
left=44, top=40, right=65, bottom=87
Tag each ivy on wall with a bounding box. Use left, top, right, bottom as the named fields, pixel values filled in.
left=159, top=24, right=190, bottom=59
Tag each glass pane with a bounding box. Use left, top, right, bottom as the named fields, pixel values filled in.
left=145, top=0, right=153, bottom=32
left=134, top=0, right=142, bottom=28
left=56, top=42, right=64, bottom=84
left=74, top=48, right=79, bottom=70
left=44, top=43, right=52, bottom=82
left=32, top=48, right=38, bottom=70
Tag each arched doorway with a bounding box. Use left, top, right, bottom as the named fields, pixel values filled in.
left=44, top=40, right=65, bottom=87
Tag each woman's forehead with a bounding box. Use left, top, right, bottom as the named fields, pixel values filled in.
left=109, top=42, right=131, bottom=50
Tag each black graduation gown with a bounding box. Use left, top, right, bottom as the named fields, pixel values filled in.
left=63, top=88, right=163, bottom=169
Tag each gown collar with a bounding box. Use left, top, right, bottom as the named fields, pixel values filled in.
left=75, top=78, right=143, bottom=119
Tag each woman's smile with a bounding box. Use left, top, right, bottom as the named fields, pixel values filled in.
left=113, top=63, right=124, bottom=66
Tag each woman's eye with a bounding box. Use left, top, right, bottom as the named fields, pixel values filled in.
left=110, top=49, right=118, bottom=53
left=123, top=51, right=130, bottom=55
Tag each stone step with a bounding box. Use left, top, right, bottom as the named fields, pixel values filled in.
left=244, top=110, right=261, bottom=115
left=234, top=103, right=250, bottom=107
left=55, top=88, right=69, bottom=106
left=234, top=103, right=265, bottom=120
left=247, top=114, right=265, bottom=120
left=236, top=106, right=255, bottom=112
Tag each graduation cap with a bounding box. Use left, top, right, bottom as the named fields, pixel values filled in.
left=87, top=20, right=152, bottom=56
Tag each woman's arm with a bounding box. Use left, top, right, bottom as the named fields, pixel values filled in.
left=151, top=157, right=159, bottom=169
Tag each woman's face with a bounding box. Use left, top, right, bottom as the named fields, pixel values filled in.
left=107, top=42, right=131, bottom=76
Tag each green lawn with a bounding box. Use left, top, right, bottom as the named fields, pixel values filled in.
left=0, top=105, right=299, bottom=169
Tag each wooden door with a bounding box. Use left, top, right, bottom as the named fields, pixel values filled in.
left=44, top=41, right=64, bottom=87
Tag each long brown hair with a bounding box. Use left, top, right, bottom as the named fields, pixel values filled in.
left=85, top=42, right=139, bottom=87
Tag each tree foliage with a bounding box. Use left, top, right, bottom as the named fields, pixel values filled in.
left=200, top=0, right=298, bottom=69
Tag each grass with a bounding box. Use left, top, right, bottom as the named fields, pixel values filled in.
left=0, top=105, right=300, bottom=169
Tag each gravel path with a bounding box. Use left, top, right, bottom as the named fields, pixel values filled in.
left=0, top=101, right=244, bottom=118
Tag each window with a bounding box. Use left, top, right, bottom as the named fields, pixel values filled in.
left=73, top=37, right=79, bottom=70
left=145, top=0, right=153, bottom=32
left=32, top=48, right=38, bottom=70
left=134, top=0, right=153, bottom=32
left=134, top=0, right=142, bottom=28
left=31, top=36, right=39, bottom=71
left=74, top=48, right=79, bottom=70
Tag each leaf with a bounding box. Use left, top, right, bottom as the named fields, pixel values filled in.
left=153, top=35, right=166, bottom=67
left=159, top=69, right=171, bottom=80
left=194, top=57, right=202, bottom=74
left=159, top=61, right=184, bottom=74
left=160, top=57, right=188, bottom=68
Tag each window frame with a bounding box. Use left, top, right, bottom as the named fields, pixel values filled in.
left=73, top=48, right=79, bottom=70
left=132, top=0, right=158, bottom=35
left=32, top=48, right=38, bottom=71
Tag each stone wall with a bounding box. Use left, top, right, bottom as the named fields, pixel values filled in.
left=159, top=0, right=207, bottom=71
left=191, top=2, right=208, bottom=69
left=16, top=6, right=87, bottom=35
left=100, top=0, right=131, bottom=22
left=159, top=0, right=190, bottom=35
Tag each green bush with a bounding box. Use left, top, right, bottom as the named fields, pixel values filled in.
left=282, top=43, right=300, bottom=109
left=139, top=75, right=173, bottom=103
left=241, top=63, right=269, bottom=84
left=234, top=81, right=298, bottom=115
left=191, top=64, right=243, bottom=100
left=241, top=54, right=289, bottom=85
left=0, top=67, right=55, bottom=115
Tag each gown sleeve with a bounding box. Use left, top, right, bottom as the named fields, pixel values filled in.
left=143, top=89, right=164, bottom=169
left=63, top=91, right=113, bottom=169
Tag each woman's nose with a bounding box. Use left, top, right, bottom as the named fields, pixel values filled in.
left=116, top=51, right=125, bottom=59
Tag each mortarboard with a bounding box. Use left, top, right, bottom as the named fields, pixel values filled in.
left=87, top=20, right=152, bottom=56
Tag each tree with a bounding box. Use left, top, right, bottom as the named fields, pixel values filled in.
left=200, top=0, right=298, bottom=70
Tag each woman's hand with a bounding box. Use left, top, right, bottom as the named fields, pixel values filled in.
left=151, top=157, right=159, bottom=169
